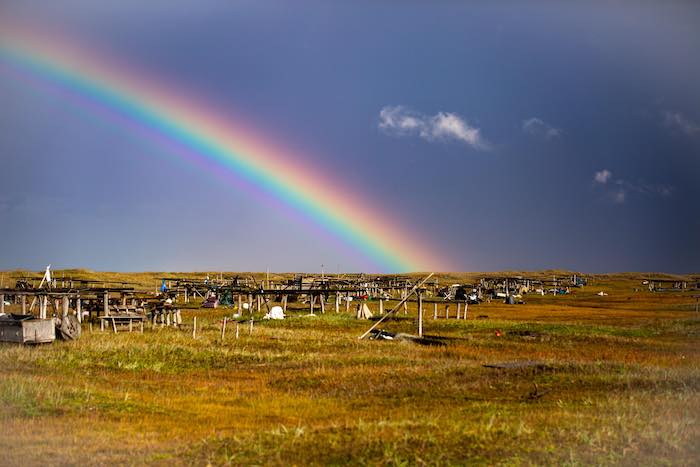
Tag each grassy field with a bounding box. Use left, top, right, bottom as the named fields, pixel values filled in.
left=0, top=271, right=698, bottom=465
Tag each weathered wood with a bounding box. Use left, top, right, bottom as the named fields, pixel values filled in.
left=418, top=291, right=423, bottom=337
left=433, top=302, right=438, bottom=320
left=0, top=318, right=55, bottom=344
left=403, top=288, right=408, bottom=314
left=221, top=317, right=227, bottom=341
left=379, top=299, right=384, bottom=315
left=103, top=292, right=110, bottom=317
left=192, top=316, right=197, bottom=339
left=62, top=296, right=69, bottom=319
left=445, top=304, right=450, bottom=320
left=76, top=297, right=81, bottom=323
left=21, top=295, right=26, bottom=314
left=0, top=294, right=4, bottom=314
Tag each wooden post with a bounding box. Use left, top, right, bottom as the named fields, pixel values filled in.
left=418, top=291, right=423, bottom=337
left=238, top=294, right=243, bottom=314
left=320, top=295, right=325, bottom=313
left=445, top=304, right=450, bottom=320
left=256, top=294, right=262, bottom=313
left=345, top=292, right=350, bottom=313
left=0, top=294, right=4, bottom=314
left=310, top=295, right=315, bottom=315
left=282, top=295, right=288, bottom=314
left=235, top=321, right=240, bottom=339
left=403, top=288, right=408, bottom=315
left=248, top=294, right=253, bottom=316
left=457, top=303, right=461, bottom=320
left=76, top=297, right=82, bottom=323
left=379, top=299, right=384, bottom=315
left=433, top=302, right=438, bottom=320
left=103, top=292, right=109, bottom=317
left=249, top=318, right=253, bottom=335
left=221, top=317, right=227, bottom=342
left=62, top=296, right=69, bottom=319
left=21, top=295, right=26, bottom=314
left=335, top=293, right=339, bottom=313
left=121, top=295, right=127, bottom=308
left=112, top=318, right=117, bottom=334
left=192, top=316, right=197, bottom=339
left=129, top=319, right=133, bottom=333
left=40, top=296, right=47, bottom=319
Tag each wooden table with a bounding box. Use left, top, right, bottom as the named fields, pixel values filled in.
left=100, top=314, right=145, bottom=333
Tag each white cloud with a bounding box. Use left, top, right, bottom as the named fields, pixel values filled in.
left=593, top=169, right=612, bottom=184
left=613, top=189, right=626, bottom=204
left=664, top=111, right=700, bottom=136
left=379, top=106, right=488, bottom=150
left=593, top=169, right=673, bottom=204
left=522, top=117, right=562, bottom=140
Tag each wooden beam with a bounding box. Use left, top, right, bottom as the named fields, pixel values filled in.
left=417, top=291, right=423, bottom=337
left=359, top=273, right=434, bottom=340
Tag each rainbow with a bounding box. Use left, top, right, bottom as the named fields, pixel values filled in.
left=0, top=24, right=452, bottom=272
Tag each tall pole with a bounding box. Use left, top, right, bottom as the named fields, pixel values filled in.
left=417, top=290, right=423, bottom=337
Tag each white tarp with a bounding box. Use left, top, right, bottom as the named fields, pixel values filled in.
left=264, top=305, right=285, bottom=320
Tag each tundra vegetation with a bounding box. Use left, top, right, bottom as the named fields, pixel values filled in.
left=0, top=271, right=698, bottom=465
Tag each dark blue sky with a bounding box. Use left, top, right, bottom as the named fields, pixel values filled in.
left=1, top=1, right=698, bottom=273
